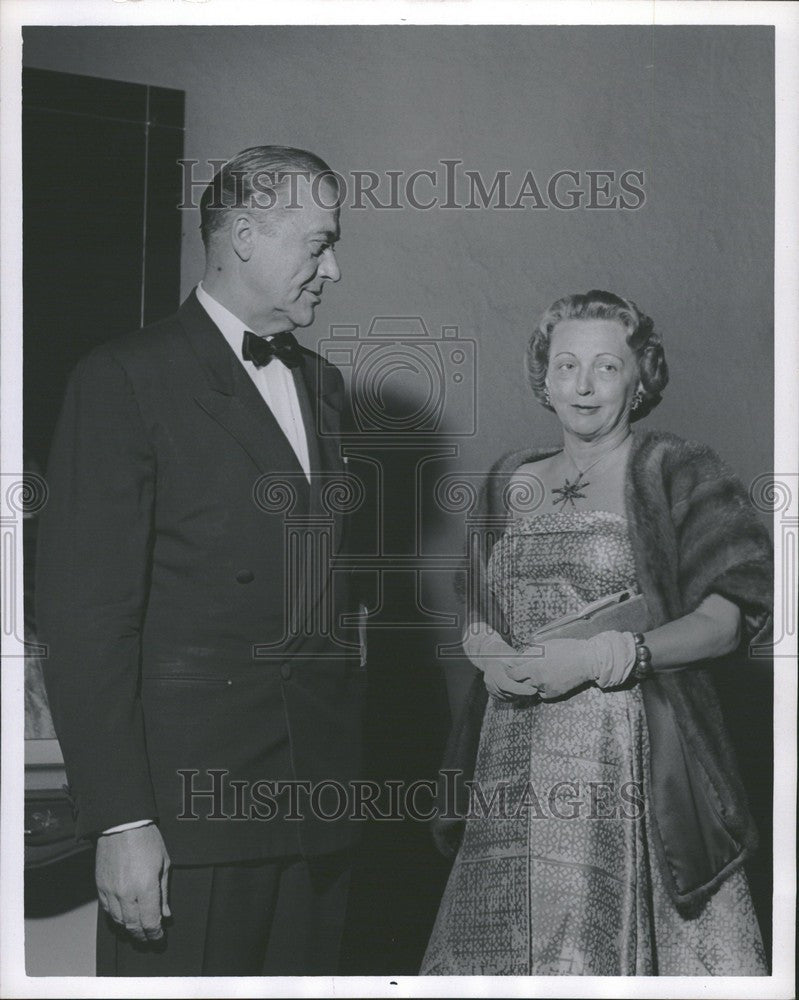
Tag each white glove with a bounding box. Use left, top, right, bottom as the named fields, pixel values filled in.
left=505, top=630, right=637, bottom=700
left=462, top=622, right=539, bottom=701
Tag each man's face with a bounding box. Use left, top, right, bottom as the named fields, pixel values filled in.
left=245, top=178, right=341, bottom=333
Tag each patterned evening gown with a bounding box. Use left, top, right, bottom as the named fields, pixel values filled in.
left=422, top=509, right=767, bottom=976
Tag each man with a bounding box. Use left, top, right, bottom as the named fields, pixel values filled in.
left=37, top=146, right=365, bottom=975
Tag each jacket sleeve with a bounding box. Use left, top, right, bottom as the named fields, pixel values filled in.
left=36, top=346, right=158, bottom=838
left=667, top=439, right=773, bottom=647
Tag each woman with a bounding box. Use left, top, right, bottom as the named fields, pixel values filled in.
left=422, top=290, right=771, bottom=976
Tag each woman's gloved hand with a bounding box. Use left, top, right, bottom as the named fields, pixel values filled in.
left=462, top=622, right=539, bottom=701
left=505, top=630, right=636, bottom=700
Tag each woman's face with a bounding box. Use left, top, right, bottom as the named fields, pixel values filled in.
left=545, top=318, right=641, bottom=440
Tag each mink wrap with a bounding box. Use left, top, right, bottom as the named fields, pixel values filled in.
left=433, top=429, right=773, bottom=914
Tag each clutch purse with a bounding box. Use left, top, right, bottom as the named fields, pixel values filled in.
left=531, top=589, right=650, bottom=641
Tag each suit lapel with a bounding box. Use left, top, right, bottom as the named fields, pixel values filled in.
left=295, top=355, right=343, bottom=464
left=178, top=291, right=349, bottom=650
left=294, top=352, right=346, bottom=554
left=178, top=292, right=307, bottom=484
left=290, top=350, right=350, bottom=646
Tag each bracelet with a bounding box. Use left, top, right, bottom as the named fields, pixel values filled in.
left=631, top=632, right=654, bottom=681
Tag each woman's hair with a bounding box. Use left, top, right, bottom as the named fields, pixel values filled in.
left=525, top=289, right=669, bottom=421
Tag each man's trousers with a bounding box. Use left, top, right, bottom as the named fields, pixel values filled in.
left=96, top=851, right=352, bottom=976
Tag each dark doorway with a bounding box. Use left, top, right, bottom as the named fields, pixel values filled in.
left=23, top=67, right=185, bottom=470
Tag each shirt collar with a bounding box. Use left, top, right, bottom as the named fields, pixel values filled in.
left=195, top=281, right=253, bottom=361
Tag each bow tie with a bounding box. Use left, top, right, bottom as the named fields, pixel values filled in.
left=241, top=330, right=303, bottom=369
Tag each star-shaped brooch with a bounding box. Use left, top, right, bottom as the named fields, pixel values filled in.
left=551, top=473, right=589, bottom=508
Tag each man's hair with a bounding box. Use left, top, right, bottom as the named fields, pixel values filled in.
left=199, top=145, right=336, bottom=249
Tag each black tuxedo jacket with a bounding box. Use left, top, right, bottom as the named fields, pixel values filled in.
left=37, top=292, right=365, bottom=863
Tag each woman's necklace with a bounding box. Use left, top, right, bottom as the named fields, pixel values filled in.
left=551, top=434, right=631, bottom=508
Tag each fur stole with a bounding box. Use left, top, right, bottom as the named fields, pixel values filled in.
left=434, top=428, right=773, bottom=914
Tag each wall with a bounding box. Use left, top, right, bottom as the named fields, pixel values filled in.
left=23, top=25, right=774, bottom=487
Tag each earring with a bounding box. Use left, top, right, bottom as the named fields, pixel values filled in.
left=543, top=386, right=551, bottom=406
left=631, top=390, right=643, bottom=412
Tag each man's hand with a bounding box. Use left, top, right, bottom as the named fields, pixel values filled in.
left=95, top=824, right=171, bottom=943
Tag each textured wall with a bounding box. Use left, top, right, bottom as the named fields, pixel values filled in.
left=23, top=25, right=774, bottom=489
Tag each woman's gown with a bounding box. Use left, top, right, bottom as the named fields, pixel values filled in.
left=421, top=509, right=767, bottom=976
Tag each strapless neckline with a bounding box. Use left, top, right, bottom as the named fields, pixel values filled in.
left=509, top=508, right=628, bottom=529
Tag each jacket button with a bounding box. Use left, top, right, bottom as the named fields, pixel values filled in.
left=236, top=570, right=255, bottom=584
left=280, top=663, right=292, bottom=681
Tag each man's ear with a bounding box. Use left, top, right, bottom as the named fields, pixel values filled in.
left=230, top=213, right=256, bottom=262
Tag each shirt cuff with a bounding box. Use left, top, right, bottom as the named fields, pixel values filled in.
left=101, top=819, right=155, bottom=836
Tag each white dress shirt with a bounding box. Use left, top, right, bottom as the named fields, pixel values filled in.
left=196, top=282, right=311, bottom=481
left=101, top=284, right=312, bottom=837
